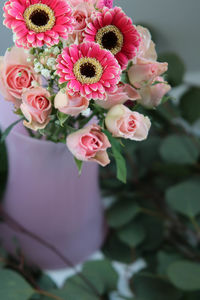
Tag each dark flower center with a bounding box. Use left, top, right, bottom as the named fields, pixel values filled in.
left=80, top=63, right=96, bottom=78
left=30, top=9, right=49, bottom=27
left=102, top=31, right=118, bottom=51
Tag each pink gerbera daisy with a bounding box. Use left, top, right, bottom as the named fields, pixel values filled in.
left=3, top=0, right=75, bottom=48
left=84, top=7, right=141, bottom=70
left=56, top=42, right=121, bottom=100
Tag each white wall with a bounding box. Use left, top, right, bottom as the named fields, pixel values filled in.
left=0, top=0, right=199, bottom=71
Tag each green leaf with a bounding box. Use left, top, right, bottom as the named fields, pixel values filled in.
left=166, top=179, right=200, bottom=218
left=168, top=260, right=200, bottom=291
left=74, top=157, right=83, bottom=175
left=104, top=130, right=127, bottom=183
left=157, top=251, right=183, bottom=275
left=57, top=111, right=69, bottom=127
left=121, top=72, right=130, bottom=84
left=131, top=273, right=182, bottom=300
left=103, top=234, right=133, bottom=264
left=107, top=200, right=141, bottom=228
left=0, top=269, right=34, bottom=300
left=180, top=87, right=200, bottom=124
left=160, top=135, right=199, bottom=165
left=117, top=221, right=146, bottom=247
left=0, top=118, right=23, bottom=143
left=82, top=260, right=118, bottom=294
left=0, top=133, right=8, bottom=202
left=158, top=52, right=185, bottom=87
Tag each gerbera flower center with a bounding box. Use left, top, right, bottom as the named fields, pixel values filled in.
left=24, top=4, right=55, bottom=33
left=73, top=57, right=103, bottom=84
left=96, top=25, right=123, bottom=55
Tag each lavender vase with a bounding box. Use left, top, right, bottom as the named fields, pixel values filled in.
left=0, top=96, right=105, bottom=270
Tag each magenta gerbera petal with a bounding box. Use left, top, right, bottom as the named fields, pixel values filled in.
left=84, top=7, right=141, bottom=70
left=3, top=0, right=75, bottom=48
left=56, top=42, right=121, bottom=100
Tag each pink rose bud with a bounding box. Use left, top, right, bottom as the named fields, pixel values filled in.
left=138, top=76, right=171, bottom=108
left=67, top=124, right=111, bottom=166
left=105, top=104, right=151, bottom=141
left=0, top=46, right=41, bottom=107
left=97, top=0, right=114, bottom=9
left=20, top=87, right=52, bottom=131
left=128, top=59, right=168, bottom=88
left=136, top=25, right=157, bottom=62
left=54, top=90, right=89, bottom=116
left=96, top=84, right=141, bottom=109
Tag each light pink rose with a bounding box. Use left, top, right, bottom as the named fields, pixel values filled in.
left=128, top=58, right=168, bottom=89
left=97, top=0, right=114, bottom=9
left=96, top=84, right=141, bottom=109
left=105, top=104, right=151, bottom=141
left=136, top=26, right=157, bottom=62
left=139, top=76, right=171, bottom=108
left=20, top=87, right=52, bottom=131
left=67, top=124, right=111, bottom=166
left=0, top=46, right=41, bottom=107
left=54, top=90, right=89, bottom=116
left=68, top=0, right=96, bottom=43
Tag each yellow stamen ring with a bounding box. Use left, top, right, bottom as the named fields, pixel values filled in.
left=96, top=25, right=123, bottom=55
left=73, top=57, right=103, bottom=84
left=24, top=4, right=55, bottom=33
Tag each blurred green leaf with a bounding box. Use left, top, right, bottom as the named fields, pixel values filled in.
left=81, top=260, right=118, bottom=294
left=104, top=130, right=127, bottom=184
left=180, top=87, right=200, bottom=124
left=57, top=111, right=69, bottom=127
left=166, top=179, right=200, bottom=218
left=74, top=157, right=83, bottom=175
left=168, top=261, right=200, bottom=291
left=160, top=135, right=199, bottom=164
left=117, top=221, right=146, bottom=247
left=0, top=118, right=23, bottom=143
left=157, top=251, right=183, bottom=275
left=159, top=53, right=185, bottom=87
left=0, top=270, right=34, bottom=300
left=131, top=273, right=182, bottom=300
left=106, top=200, right=141, bottom=228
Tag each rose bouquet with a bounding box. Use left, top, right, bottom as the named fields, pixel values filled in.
left=0, top=0, right=170, bottom=183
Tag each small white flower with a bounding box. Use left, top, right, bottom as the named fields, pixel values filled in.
left=81, top=108, right=91, bottom=117
left=47, top=57, right=56, bottom=69
left=52, top=46, right=60, bottom=55
left=31, top=80, right=39, bottom=87
left=34, top=62, right=43, bottom=73
left=27, top=57, right=32, bottom=63
left=13, top=33, right=17, bottom=43
left=41, top=69, right=51, bottom=79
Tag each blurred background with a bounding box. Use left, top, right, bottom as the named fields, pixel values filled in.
left=0, top=0, right=200, bottom=72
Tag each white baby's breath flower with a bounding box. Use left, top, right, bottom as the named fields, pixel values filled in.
left=13, top=33, right=17, bottom=43
left=52, top=46, right=60, bottom=55
left=41, top=69, right=51, bottom=79
left=81, top=108, right=91, bottom=117
left=31, top=80, right=39, bottom=87
left=34, top=62, right=43, bottom=73
left=47, top=57, right=56, bottom=69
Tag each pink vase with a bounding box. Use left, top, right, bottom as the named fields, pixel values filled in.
left=0, top=96, right=105, bottom=270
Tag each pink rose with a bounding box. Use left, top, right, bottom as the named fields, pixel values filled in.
left=67, top=124, right=111, bottom=166
left=136, top=26, right=157, bottom=62
left=96, top=84, right=141, bottom=109
left=128, top=58, right=168, bottom=88
left=54, top=90, right=89, bottom=116
left=0, top=46, right=41, bottom=107
left=68, top=1, right=95, bottom=43
left=139, top=76, right=171, bottom=108
left=105, top=104, right=151, bottom=141
left=20, top=87, right=52, bottom=131
left=97, top=0, right=114, bottom=9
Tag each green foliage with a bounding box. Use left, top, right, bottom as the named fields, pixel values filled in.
left=168, top=261, right=200, bottom=291
left=159, top=52, right=185, bottom=87
left=160, top=135, right=199, bottom=164
left=117, top=221, right=146, bottom=247
left=180, top=87, right=200, bottom=124
left=57, top=111, right=69, bottom=127
left=166, top=179, right=200, bottom=218
left=0, top=118, right=23, bottom=143
left=0, top=270, right=34, bottom=300
left=131, top=273, right=182, bottom=300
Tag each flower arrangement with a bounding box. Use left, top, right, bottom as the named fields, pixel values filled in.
left=0, top=0, right=170, bottom=182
